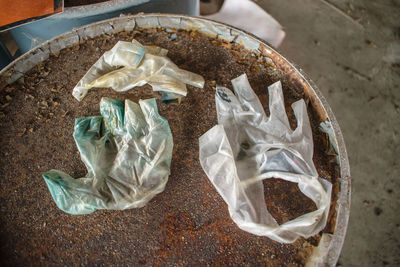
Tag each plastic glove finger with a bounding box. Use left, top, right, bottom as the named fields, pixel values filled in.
left=88, top=67, right=143, bottom=92
left=73, top=116, right=105, bottom=172
left=43, top=170, right=103, bottom=214
left=124, top=99, right=148, bottom=139
left=73, top=116, right=117, bottom=178
left=290, top=100, right=315, bottom=168
left=291, top=99, right=313, bottom=140
left=139, top=98, right=167, bottom=129
left=148, top=75, right=187, bottom=96
left=141, top=53, right=204, bottom=89
left=136, top=99, right=173, bottom=172
left=72, top=57, right=115, bottom=101
left=268, top=81, right=290, bottom=128
left=73, top=116, right=103, bottom=141
left=215, top=85, right=241, bottom=122
left=103, top=41, right=145, bottom=68
left=100, top=97, right=125, bottom=136
left=214, top=86, right=243, bottom=155
left=231, top=73, right=265, bottom=116
left=164, top=65, right=205, bottom=88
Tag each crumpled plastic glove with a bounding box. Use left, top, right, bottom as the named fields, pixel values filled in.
left=43, top=97, right=173, bottom=215
left=199, top=74, right=332, bottom=243
left=72, top=39, right=205, bottom=103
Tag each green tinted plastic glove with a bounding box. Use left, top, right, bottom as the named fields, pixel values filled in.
left=43, top=97, right=173, bottom=215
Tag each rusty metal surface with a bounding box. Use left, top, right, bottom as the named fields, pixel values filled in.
left=0, top=14, right=350, bottom=266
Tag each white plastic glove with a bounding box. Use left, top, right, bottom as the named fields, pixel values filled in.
left=72, top=40, right=204, bottom=102
left=199, top=74, right=332, bottom=243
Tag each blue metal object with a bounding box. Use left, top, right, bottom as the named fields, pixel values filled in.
left=9, top=0, right=199, bottom=53
left=0, top=40, right=12, bottom=69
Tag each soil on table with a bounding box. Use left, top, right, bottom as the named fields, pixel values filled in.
left=0, top=27, right=339, bottom=266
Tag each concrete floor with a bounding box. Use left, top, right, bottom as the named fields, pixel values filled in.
left=257, top=0, right=400, bottom=266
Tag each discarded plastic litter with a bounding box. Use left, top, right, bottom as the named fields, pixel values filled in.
left=199, top=74, right=332, bottom=243
left=43, top=97, right=173, bottom=215
left=72, top=39, right=205, bottom=103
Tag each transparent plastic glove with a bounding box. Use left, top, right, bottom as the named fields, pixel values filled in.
left=43, top=97, right=173, bottom=214
left=72, top=39, right=204, bottom=102
left=199, top=74, right=332, bottom=243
